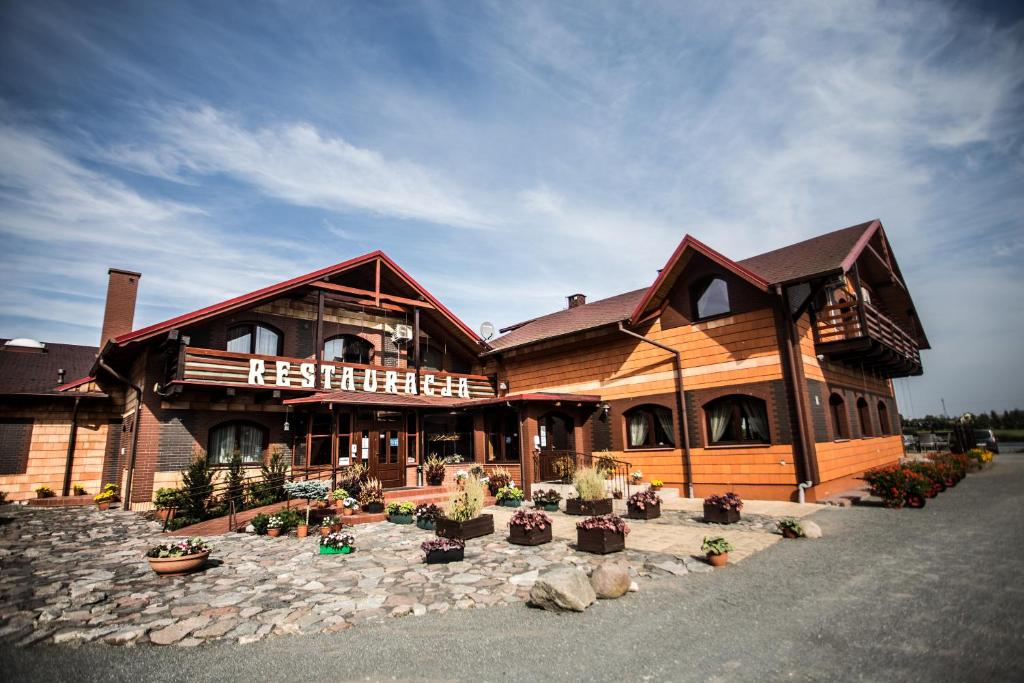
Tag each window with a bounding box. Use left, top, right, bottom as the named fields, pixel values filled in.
left=421, top=346, right=443, bottom=371
left=692, top=277, right=730, bottom=320
left=857, top=397, right=873, bottom=437
left=0, top=418, right=33, bottom=475
left=624, top=405, right=675, bottom=449
left=208, top=421, right=266, bottom=465
left=486, top=409, right=521, bottom=462
left=422, top=414, right=474, bottom=462
left=829, top=393, right=849, bottom=439
left=227, top=323, right=282, bottom=356
left=877, top=400, right=891, bottom=436
left=704, top=395, right=770, bottom=445
left=323, top=334, right=373, bottom=364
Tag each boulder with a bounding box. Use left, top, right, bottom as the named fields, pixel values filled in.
left=590, top=562, right=631, bottom=599
left=529, top=567, right=596, bottom=612
left=802, top=520, right=822, bottom=539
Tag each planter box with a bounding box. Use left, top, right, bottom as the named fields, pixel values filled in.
left=388, top=513, right=413, bottom=524
left=363, top=502, right=384, bottom=514
left=576, top=527, right=625, bottom=554
left=499, top=499, right=522, bottom=508
left=147, top=550, right=210, bottom=577
left=627, top=502, right=661, bottom=520
left=534, top=502, right=560, bottom=513
left=319, top=545, right=354, bottom=555
left=564, top=498, right=613, bottom=516
left=509, top=524, right=552, bottom=546
left=424, top=548, right=464, bottom=564
left=435, top=514, right=494, bottom=541
left=703, top=504, right=741, bottom=524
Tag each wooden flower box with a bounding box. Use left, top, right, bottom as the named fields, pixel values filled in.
left=576, top=527, right=625, bottom=554
left=424, top=548, right=464, bottom=564
left=435, top=514, right=494, bottom=541
left=627, top=502, right=661, bottom=520
left=564, top=498, right=613, bottom=516
left=703, top=504, right=740, bottom=524
left=508, top=524, right=552, bottom=546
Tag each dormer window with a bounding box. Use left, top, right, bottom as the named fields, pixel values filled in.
left=692, top=277, right=730, bottom=320
left=227, top=323, right=282, bottom=356
left=324, top=334, right=374, bottom=365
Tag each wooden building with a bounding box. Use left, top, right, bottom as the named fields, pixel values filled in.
left=0, top=220, right=927, bottom=505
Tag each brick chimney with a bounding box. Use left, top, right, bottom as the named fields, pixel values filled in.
left=100, top=268, right=141, bottom=346
left=567, top=293, right=586, bottom=309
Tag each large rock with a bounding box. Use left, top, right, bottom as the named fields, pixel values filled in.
left=802, top=520, right=822, bottom=539
left=529, top=567, right=596, bottom=612
left=590, top=562, right=631, bottom=599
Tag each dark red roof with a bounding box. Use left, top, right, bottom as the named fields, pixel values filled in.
left=486, top=288, right=647, bottom=354
left=738, top=220, right=878, bottom=285
left=0, top=341, right=102, bottom=397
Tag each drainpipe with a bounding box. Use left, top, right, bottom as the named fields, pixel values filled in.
left=97, top=358, right=143, bottom=508
left=61, top=396, right=81, bottom=497
left=774, top=285, right=819, bottom=490
left=797, top=480, right=813, bottom=505
left=617, top=322, right=695, bottom=498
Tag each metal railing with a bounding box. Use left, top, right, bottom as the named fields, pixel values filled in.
left=533, top=450, right=634, bottom=500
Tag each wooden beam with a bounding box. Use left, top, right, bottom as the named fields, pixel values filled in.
left=320, top=291, right=409, bottom=314
left=374, top=257, right=381, bottom=307
left=315, top=289, right=324, bottom=383
left=864, top=243, right=907, bottom=292
left=310, top=281, right=435, bottom=309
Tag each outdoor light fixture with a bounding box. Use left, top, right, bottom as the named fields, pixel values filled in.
left=283, top=407, right=291, bottom=432
left=600, top=403, right=610, bottom=416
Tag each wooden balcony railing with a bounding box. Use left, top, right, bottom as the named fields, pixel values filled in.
left=815, top=300, right=921, bottom=373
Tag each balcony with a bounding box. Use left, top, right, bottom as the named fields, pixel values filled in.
left=814, top=300, right=922, bottom=378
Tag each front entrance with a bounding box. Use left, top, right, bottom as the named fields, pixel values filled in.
left=538, top=411, right=575, bottom=451
left=360, top=410, right=406, bottom=489
left=293, top=408, right=408, bottom=488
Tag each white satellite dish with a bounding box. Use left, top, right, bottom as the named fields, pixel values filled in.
left=479, top=321, right=495, bottom=341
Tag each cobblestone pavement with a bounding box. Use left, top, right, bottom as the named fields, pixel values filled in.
left=0, top=503, right=802, bottom=648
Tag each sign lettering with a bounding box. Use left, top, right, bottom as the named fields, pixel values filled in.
left=247, top=358, right=472, bottom=398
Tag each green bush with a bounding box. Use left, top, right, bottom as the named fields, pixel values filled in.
left=250, top=513, right=270, bottom=535
left=181, top=449, right=213, bottom=520
left=225, top=449, right=245, bottom=510
left=154, top=487, right=184, bottom=510
left=276, top=507, right=303, bottom=531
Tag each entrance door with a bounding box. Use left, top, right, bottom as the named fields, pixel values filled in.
left=357, top=410, right=406, bottom=488
left=539, top=411, right=575, bottom=451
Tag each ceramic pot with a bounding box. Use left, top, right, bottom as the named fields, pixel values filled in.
left=296, top=524, right=309, bottom=538
left=268, top=528, right=281, bottom=537
left=147, top=550, right=210, bottom=576
left=707, top=552, right=728, bottom=567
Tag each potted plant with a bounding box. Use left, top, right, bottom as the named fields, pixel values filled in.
left=320, top=515, right=339, bottom=536
left=627, top=488, right=662, bottom=519
left=454, top=469, right=468, bottom=486
left=153, top=487, right=182, bottom=522
left=703, top=492, right=743, bottom=524
left=435, top=475, right=494, bottom=540
left=422, top=537, right=465, bottom=564
left=319, top=531, right=356, bottom=555
left=341, top=497, right=360, bottom=516
left=576, top=514, right=629, bottom=554
left=565, top=467, right=613, bottom=516
left=496, top=485, right=524, bottom=508
left=630, top=471, right=643, bottom=485
left=650, top=479, right=664, bottom=492
left=387, top=501, right=416, bottom=524
left=777, top=518, right=804, bottom=539
left=336, top=463, right=368, bottom=500
left=331, top=488, right=349, bottom=509
left=425, top=455, right=447, bottom=486
left=484, top=466, right=512, bottom=496
left=72, top=483, right=87, bottom=496
left=267, top=515, right=284, bottom=537
left=358, top=477, right=385, bottom=513
left=508, top=509, right=553, bottom=546
left=533, top=489, right=562, bottom=512
left=35, top=486, right=55, bottom=499
left=94, top=483, right=119, bottom=510
left=702, top=536, right=733, bottom=567
left=145, top=537, right=212, bottom=576
left=283, top=480, right=330, bottom=538
left=415, top=503, right=442, bottom=530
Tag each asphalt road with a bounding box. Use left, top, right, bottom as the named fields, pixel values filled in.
left=3, top=454, right=1023, bottom=682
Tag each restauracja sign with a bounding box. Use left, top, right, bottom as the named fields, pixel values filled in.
left=247, top=358, right=472, bottom=398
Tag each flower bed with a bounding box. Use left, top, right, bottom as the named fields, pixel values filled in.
left=507, top=509, right=552, bottom=546
left=422, top=537, right=465, bottom=564
left=861, top=465, right=931, bottom=508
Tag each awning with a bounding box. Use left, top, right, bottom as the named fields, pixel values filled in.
left=283, top=389, right=602, bottom=409
left=460, top=392, right=603, bottom=407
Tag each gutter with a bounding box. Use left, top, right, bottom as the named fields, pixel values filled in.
left=774, top=285, right=820, bottom=489
left=61, top=396, right=81, bottom=497
left=617, top=322, right=695, bottom=498
left=97, top=357, right=144, bottom=508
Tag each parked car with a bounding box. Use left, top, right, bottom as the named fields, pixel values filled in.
left=902, top=434, right=920, bottom=453
left=974, top=429, right=999, bottom=454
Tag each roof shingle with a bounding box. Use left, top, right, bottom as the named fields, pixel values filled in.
left=737, top=220, right=876, bottom=285
left=0, top=341, right=99, bottom=396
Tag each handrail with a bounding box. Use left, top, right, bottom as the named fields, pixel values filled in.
left=815, top=300, right=920, bottom=365
left=533, top=450, right=635, bottom=501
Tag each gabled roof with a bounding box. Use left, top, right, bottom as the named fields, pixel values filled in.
left=738, top=220, right=879, bottom=285
left=109, top=251, right=480, bottom=349
left=0, top=340, right=104, bottom=397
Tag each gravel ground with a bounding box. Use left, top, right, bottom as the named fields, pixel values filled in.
left=3, top=454, right=1022, bottom=682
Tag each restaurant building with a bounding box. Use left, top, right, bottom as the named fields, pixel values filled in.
left=0, top=219, right=928, bottom=506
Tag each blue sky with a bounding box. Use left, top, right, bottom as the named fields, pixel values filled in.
left=0, top=0, right=1022, bottom=417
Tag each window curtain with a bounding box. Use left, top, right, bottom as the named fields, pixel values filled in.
left=209, top=425, right=236, bottom=464
left=254, top=326, right=279, bottom=356
left=226, top=327, right=251, bottom=354
left=628, top=412, right=649, bottom=447
left=654, top=408, right=675, bottom=446
left=741, top=399, right=769, bottom=442
left=239, top=424, right=264, bottom=463
left=708, top=401, right=732, bottom=443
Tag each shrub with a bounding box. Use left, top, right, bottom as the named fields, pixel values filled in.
left=702, top=536, right=733, bottom=555
left=276, top=507, right=303, bottom=530
left=445, top=475, right=484, bottom=522
left=628, top=489, right=661, bottom=510
left=146, top=537, right=211, bottom=558
left=283, top=480, right=330, bottom=526
left=386, top=501, right=416, bottom=516
left=331, top=488, right=349, bottom=502
left=552, top=455, right=576, bottom=482
left=487, top=467, right=513, bottom=495
left=225, top=449, right=245, bottom=510
left=154, top=487, right=184, bottom=510
left=595, top=455, right=616, bottom=478
left=576, top=514, right=630, bottom=535
left=421, top=537, right=464, bottom=553
left=35, top=486, right=55, bottom=498
left=425, top=455, right=447, bottom=485
left=358, top=478, right=384, bottom=507
left=496, top=485, right=524, bottom=503
left=704, top=492, right=743, bottom=512
left=508, top=509, right=551, bottom=531
left=777, top=518, right=804, bottom=537
left=861, top=465, right=930, bottom=508
left=251, top=513, right=270, bottom=535
left=249, top=449, right=289, bottom=506
left=573, top=467, right=606, bottom=501
left=533, top=489, right=562, bottom=506
left=72, top=483, right=87, bottom=496
left=904, top=462, right=946, bottom=497
left=180, top=450, right=213, bottom=520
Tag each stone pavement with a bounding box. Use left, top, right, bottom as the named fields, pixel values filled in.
left=0, top=501, right=807, bottom=647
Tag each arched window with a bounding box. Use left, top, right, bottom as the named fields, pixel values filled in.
left=692, top=277, right=730, bottom=320
left=829, top=393, right=849, bottom=439
left=624, top=405, right=676, bottom=449
left=323, top=334, right=373, bottom=364
left=208, top=421, right=266, bottom=465
left=877, top=400, right=891, bottom=436
left=857, top=397, right=873, bottom=437
left=538, top=412, right=574, bottom=451
left=704, top=395, right=769, bottom=445
left=227, top=323, right=282, bottom=356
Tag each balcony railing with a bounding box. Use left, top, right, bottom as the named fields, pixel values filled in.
left=815, top=300, right=921, bottom=376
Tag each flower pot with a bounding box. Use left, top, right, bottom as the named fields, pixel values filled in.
left=703, top=504, right=741, bottom=524
left=707, top=552, right=728, bottom=567
left=96, top=501, right=111, bottom=511
left=564, top=498, right=613, bottom=516
left=155, top=508, right=175, bottom=522
left=499, top=499, right=522, bottom=508
left=342, top=508, right=355, bottom=516
left=435, top=514, right=495, bottom=541
left=905, top=494, right=926, bottom=509
left=427, top=476, right=445, bottom=487
left=319, top=545, right=354, bottom=555
left=320, top=526, right=331, bottom=537
left=509, top=524, right=552, bottom=546
left=424, top=547, right=464, bottom=564
left=267, top=528, right=281, bottom=537
left=416, top=518, right=436, bottom=531
left=651, top=485, right=663, bottom=492
left=363, top=502, right=384, bottom=514
left=296, top=524, right=309, bottom=538
left=539, top=503, right=560, bottom=513
left=781, top=527, right=800, bottom=539
left=147, top=550, right=210, bottom=577
left=627, top=502, right=661, bottom=520
left=388, top=513, right=413, bottom=524
left=576, top=527, right=625, bottom=554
